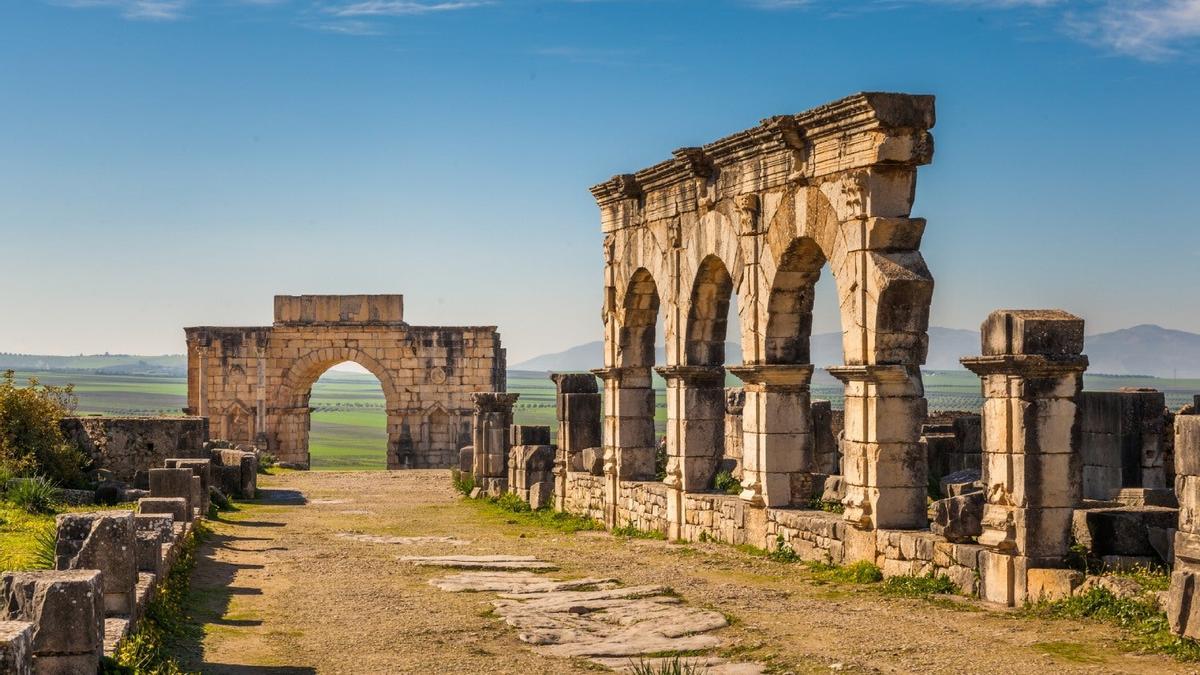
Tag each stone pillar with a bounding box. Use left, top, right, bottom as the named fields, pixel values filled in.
left=1169, top=416, right=1200, bottom=637
left=728, top=365, right=814, bottom=508
left=828, top=364, right=928, bottom=530
left=550, top=373, right=602, bottom=465
left=166, top=458, right=213, bottom=515
left=0, top=570, right=104, bottom=674
left=723, top=388, right=745, bottom=479
left=54, top=511, right=138, bottom=616
left=149, top=468, right=195, bottom=517
left=592, top=367, right=656, bottom=481
left=656, top=365, right=725, bottom=493
left=471, top=392, right=519, bottom=495
left=962, top=309, right=1088, bottom=607
left=0, top=621, right=33, bottom=675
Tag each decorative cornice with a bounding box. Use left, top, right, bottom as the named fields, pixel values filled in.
left=960, top=355, right=1089, bottom=378
left=589, top=92, right=935, bottom=206
left=727, top=364, right=814, bottom=387
left=654, top=365, right=725, bottom=385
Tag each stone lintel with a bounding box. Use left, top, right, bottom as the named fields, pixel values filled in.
left=654, top=365, right=725, bottom=386
left=471, top=392, right=520, bottom=414
left=960, top=354, right=1089, bottom=378
left=825, top=364, right=912, bottom=385
left=727, top=364, right=814, bottom=388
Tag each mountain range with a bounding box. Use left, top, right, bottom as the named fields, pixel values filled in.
left=512, top=324, right=1200, bottom=378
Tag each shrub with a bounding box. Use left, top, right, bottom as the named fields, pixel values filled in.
left=7, top=475, right=61, bottom=514
left=450, top=469, right=475, bottom=496
left=491, top=492, right=531, bottom=513
left=256, top=451, right=277, bottom=474
left=712, top=470, right=740, bottom=495
left=630, top=656, right=705, bottom=675
left=0, top=371, right=87, bottom=487
left=612, top=522, right=667, bottom=540
left=767, top=534, right=800, bottom=563
left=1027, top=586, right=1200, bottom=661
left=881, top=573, right=958, bottom=598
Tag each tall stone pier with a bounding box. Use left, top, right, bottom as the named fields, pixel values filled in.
left=1169, top=416, right=1200, bottom=637
left=962, top=309, right=1087, bottom=607
left=471, top=392, right=519, bottom=495
left=551, top=373, right=602, bottom=512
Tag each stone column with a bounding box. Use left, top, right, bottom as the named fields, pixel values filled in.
left=828, top=364, right=928, bottom=530
left=471, top=392, right=519, bottom=495
left=592, top=367, right=657, bottom=481
left=656, top=365, right=725, bottom=493
left=728, top=365, right=814, bottom=508
left=1169, top=416, right=1200, bottom=638
left=962, top=309, right=1088, bottom=607
left=551, top=373, right=601, bottom=512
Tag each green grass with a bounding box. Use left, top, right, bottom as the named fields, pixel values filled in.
left=467, top=491, right=604, bottom=534
left=1025, top=586, right=1200, bottom=661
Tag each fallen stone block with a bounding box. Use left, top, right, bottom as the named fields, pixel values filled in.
left=0, top=570, right=104, bottom=673
left=54, top=511, right=138, bottom=617
left=0, top=621, right=33, bottom=675
left=940, top=468, right=982, bottom=498
left=1026, top=568, right=1083, bottom=602
left=929, top=492, right=983, bottom=543
left=819, top=475, right=845, bottom=504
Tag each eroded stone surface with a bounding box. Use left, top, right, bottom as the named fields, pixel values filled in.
left=399, top=555, right=557, bottom=570
left=428, top=565, right=762, bottom=672
left=337, top=533, right=465, bottom=546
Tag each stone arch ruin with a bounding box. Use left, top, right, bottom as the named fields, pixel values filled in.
left=592, top=92, right=936, bottom=531
left=185, top=295, right=505, bottom=469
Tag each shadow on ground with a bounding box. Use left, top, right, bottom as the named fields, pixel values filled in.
left=174, top=491, right=315, bottom=674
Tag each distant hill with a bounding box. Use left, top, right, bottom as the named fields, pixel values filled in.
left=512, top=325, right=1200, bottom=378
left=0, top=353, right=186, bottom=377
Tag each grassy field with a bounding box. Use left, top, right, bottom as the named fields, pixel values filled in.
left=7, top=367, right=1197, bottom=471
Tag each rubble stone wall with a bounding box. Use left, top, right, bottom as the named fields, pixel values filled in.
left=60, top=416, right=210, bottom=485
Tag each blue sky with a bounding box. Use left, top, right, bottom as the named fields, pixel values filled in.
left=1, top=0, right=1198, bottom=364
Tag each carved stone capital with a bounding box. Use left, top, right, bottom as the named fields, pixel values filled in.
left=727, top=364, right=814, bottom=388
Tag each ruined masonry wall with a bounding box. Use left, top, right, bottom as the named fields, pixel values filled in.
left=60, top=417, right=210, bottom=485
left=563, top=473, right=606, bottom=523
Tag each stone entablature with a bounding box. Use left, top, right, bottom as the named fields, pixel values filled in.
left=184, top=295, right=505, bottom=469
left=593, top=92, right=936, bottom=532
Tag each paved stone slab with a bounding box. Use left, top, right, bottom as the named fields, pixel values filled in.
left=337, top=533, right=466, bottom=546
left=399, top=555, right=558, bottom=570
left=430, top=572, right=616, bottom=594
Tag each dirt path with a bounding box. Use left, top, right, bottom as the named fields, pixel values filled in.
left=185, top=471, right=1188, bottom=674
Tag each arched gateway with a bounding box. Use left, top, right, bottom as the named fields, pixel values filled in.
left=184, top=295, right=505, bottom=469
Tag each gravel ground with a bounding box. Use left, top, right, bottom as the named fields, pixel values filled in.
left=184, top=470, right=1190, bottom=674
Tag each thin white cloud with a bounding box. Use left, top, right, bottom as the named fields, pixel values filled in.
left=325, top=1, right=492, bottom=16
left=55, top=0, right=188, bottom=20
left=311, top=18, right=385, bottom=34
left=1068, top=0, right=1200, bottom=60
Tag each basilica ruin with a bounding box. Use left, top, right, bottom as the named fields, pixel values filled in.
left=184, top=295, right=505, bottom=469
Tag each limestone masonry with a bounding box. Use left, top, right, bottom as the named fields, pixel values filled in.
left=184, top=294, right=505, bottom=469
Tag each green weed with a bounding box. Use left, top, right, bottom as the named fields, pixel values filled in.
left=879, top=573, right=957, bottom=598
left=1026, top=586, right=1200, bottom=661
left=6, top=475, right=61, bottom=514
left=612, top=522, right=667, bottom=540
left=712, top=470, right=740, bottom=495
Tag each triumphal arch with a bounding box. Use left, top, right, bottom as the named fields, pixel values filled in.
left=184, top=295, right=505, bottom=469
left=593, top=92, right=936, bottom=532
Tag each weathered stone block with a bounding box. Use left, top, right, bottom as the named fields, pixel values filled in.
left=940, top=468, right=982, bottom=498
left=148, top=469, right=193, bottom=516
left=581, top=448, right=605, bottom=476
left=458, top=446, right=474, bottom=474
left=511, top=425, right=551, bottom=446
left=0, top=621, right=33, bottom=675
left=53, top=511, right=137, bottom=617
left=0, top=570, right=104, bottom=666
left=137, top=497, right=188, bottom=524
left=1026, top=568, right=1083, bottom=602
left=929, top=491, right=983, bottom=543
left=166, top=459, right=212, bottom=513
left=1170, top=568, right=1200, bottom=639
left=1072, top=506, right=1177, bottom=561
left=981, top=309, right=1084, bottom=357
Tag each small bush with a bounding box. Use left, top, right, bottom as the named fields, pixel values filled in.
left=256, top=451, right=277, bottom=474
left=450, top=469, right=475, bottom=496
left=7, top=476, right=61, bottom=514
left=491, top=492, right=532, bottom=513
left=712, top=470, right=741, bottom=495
left=880, top=573, right=957, bottom=598
left=612, top=522, right=667, bottom=540
left=0, top=371, right=88, bottom=488
left=767, top=534, right=800, bottom=563
left=807, top=560, right=884, bottom=584
left=630, top=655, right=706, bottom=675
left=805, top=498, right=845, bottom=514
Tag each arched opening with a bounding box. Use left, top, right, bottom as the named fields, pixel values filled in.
left=615, top=268, right=664, bottom=481
left=765, top=237, right=826, bottom=365
left=686, top=255, right=736, bottom=366
left=307, top=361, right=389, bottom=471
